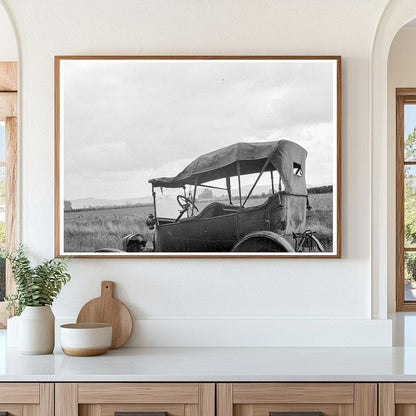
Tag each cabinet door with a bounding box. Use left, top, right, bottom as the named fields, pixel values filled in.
left=379, top=383, right=416, bottom=416
left=0, top=383, right=53, bottom=416
left=217, top=383, right=377, bottom=416
left=56, top=383, right=215, bottom=416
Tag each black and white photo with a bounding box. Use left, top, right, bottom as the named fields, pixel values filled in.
left=55, top=56, right=341, bottom=257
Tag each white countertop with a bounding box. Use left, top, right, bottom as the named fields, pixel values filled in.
left=2, top=313, right=416, bottom=382
left=1, top=334, right=416, bottom=382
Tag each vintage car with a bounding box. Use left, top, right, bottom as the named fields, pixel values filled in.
left=123, top=140, right=324, bottom=253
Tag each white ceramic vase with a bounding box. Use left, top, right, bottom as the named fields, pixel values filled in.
left=19, top=305, right=55, bottom=354
left=6, top=315, right=20, bottom=347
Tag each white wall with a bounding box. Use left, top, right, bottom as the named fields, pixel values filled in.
left=0, top=0, right=393, bottom=347
left=0, top=3, right=16, bottom=61
left=387, top=26, right=416, bottom=312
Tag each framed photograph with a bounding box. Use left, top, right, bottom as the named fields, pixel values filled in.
left=55, top=56, right=341, bottom=258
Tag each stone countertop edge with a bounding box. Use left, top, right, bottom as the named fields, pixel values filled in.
left=1, top=342, right=415, bottom=382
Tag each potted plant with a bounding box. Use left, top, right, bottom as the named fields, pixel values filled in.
left=4, top=246, right=71, bottom=354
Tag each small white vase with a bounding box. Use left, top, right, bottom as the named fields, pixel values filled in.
left=6, top=315, right=20, bottom=347
left=19, top=306, right=55, bottom=354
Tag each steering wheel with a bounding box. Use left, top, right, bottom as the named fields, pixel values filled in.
left=176, top=195, right=199, bottom=212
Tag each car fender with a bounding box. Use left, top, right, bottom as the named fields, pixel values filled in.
left=232, top=231, right=294, bottom=252
left=123, top=232, right=148, bottom=252
left=94, top=248, right=125, bottom=253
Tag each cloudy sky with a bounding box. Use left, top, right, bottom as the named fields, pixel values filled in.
left=61, top=58, right=337, bottom=201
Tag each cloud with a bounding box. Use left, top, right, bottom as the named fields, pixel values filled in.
left=64, top=157, right=193, bottom=201
left=61, top=59, right=337, bottom=199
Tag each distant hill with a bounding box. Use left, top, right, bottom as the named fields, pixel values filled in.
left=70, top=184, right=333, bottom=209
left=204, top=184, right=333, bottom=198
left=308, top=185, right=333, bottom=194
left=230, top=184, right=333, bottom=197
left=70, top=196, right=153, bottom=209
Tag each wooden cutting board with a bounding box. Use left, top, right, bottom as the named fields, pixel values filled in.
left=76, top=281, right=133, bottom=349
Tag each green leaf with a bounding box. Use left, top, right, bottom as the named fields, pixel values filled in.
left=5, top=245, right=71, bottom=314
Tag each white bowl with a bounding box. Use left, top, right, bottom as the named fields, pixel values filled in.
left=60, top=323, right=112, bottom=356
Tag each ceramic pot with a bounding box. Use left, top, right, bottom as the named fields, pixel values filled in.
left=6, top=315, right=20, bottom=347
left=19, top=306, right=55, bottom=354
left=60, top=323, right=112, bottom=356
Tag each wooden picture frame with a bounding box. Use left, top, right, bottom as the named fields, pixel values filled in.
left=55, top=56, right=341, bottom=258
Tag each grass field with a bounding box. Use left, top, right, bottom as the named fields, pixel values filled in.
left=64, top=205, right=154, bottom=252
left=64, top=193, right=333, bottom=252
left=305, top=193, right=333, bottom=251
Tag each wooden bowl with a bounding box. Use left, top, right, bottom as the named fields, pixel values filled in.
left=60, top=323, right=112, bottom=356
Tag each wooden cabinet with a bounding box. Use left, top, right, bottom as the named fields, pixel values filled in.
left=0, top=381, right=403, bottom=416
left=55, top=383, right=215, bottom=416
left=0, top=383, right=53, bottom=416
left=378, top=383, right=416, bottom=416
left=217, top=383, right=377, bottom=416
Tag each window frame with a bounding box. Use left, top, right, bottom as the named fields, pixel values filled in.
left=396, top=88, right=416, bottom=311
left=0, top=62, right=17, bottom=328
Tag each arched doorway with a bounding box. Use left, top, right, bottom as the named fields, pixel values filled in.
left=371, top=1, right=416, bottom=318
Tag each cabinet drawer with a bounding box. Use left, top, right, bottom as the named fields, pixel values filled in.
left=0, top=383, right=39, bottom=403
left=0, top=383, right=53, bottom=416
left=78, top=383, right=200, bottom=404
left=217, top=383, right=376, bottom=416
left=56, top=383, right=215, bottom=416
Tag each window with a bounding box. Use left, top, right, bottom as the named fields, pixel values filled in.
left=396, top=89, right=416, bottom=310
left=0, top=62, right=17, bottom=327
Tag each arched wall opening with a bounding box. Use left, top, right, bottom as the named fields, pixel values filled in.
left=387, top=18, right=416, bottom=313
left=372, top=0, right=416, bottom=319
